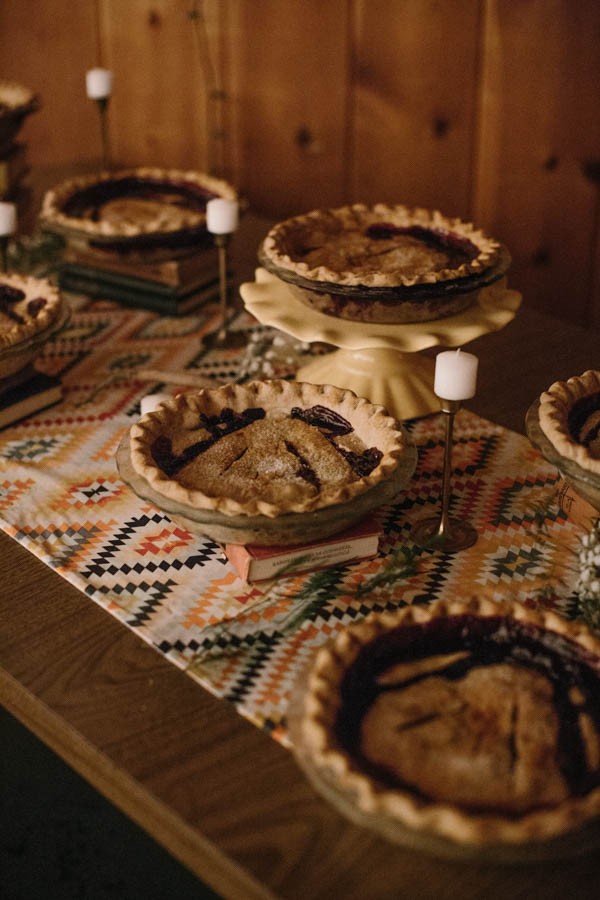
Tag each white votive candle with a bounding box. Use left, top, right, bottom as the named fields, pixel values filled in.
left=86, top=68, right=113, bottom=99
left=0, top=201, right=17, bottom=236
left=140, top=393, right=171, bottom=416
left=206, top=198, right=239, bottom=234
left=434, top=348, right=478, bottom=401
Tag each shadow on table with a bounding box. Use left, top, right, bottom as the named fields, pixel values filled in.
left=1, top=708, right=220, bottom=900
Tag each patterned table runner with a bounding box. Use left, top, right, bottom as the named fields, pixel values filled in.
left=0, top=298, right=584, bottom=747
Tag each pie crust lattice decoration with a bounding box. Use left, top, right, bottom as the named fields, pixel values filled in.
left=0, top=272, right=63, bottom=351
left=259, top=204, right=504, bottom=324
left=129, top=379, right=408, bottom=518
left=538, top=370, right=600, bottom=477
left=295, top=598, right=600, bottom=850
left=40, top=167, right=237, bottom=246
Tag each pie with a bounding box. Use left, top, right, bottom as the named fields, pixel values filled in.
left=0, top=272, right=63, bottom=351
left=41, top=167, right=237, bottom=250
left=297, top=597, right=600, bottom=846
left=129, top=379, right=408, bottom=518
left=538, top=370, right=600, bottom=476
left=259, top=204, right=503, bottom=323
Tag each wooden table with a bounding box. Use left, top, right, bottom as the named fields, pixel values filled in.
left=2, top=230, right=600, bottom=898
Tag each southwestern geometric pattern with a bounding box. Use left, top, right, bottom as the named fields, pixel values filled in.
left=0, top=297, right=585, bottom=748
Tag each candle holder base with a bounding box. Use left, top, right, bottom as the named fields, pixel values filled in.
left=201, top=325, right=247, bottom=350
left=411, top=516, right=478, bottom=553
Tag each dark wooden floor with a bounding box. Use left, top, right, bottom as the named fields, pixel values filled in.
left=1, top=708, right=220, bottom=900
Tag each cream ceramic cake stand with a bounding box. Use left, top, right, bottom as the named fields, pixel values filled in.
left=240, top=269, right=522, bottom=421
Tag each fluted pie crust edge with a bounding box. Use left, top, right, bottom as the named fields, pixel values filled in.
left=41, top=166, right=237, bottom=239
left=538, top=370, right=600, bottom=477
left=129, top=379, right=408, bottom=518
left=0, top=272, right=63, bottom=350
left=261, top=203, right=500, bottom=289
left=297, top=597, right=600, bottom=846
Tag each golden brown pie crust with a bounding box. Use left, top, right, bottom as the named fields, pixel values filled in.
left=0, top=272, right=62, bottom=350
left=0, top=80, right=38, bottom=118
left=298, top=597, right=600, bottom=846
left=129, top=379, right=407, bottom=518
left=41, top=166, right=237, bottom=240
left=261, top=204, right=500, bottom=289
left=538, top=370, right=600, bottom=476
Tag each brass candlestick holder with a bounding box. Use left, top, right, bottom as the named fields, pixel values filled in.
left=411, top=397, right=478, bottom=552
left=0, top=235, right=8, bottom=272
left=202, top=232, right=246, bottom=349
left=95, top=96, right=111, bottom=170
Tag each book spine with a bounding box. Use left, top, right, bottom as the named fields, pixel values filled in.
left=63, top=247, right=220, bottom=288
left=59, top=269, right=220, bottom=315
left=229, top=534, right=379, bottom=582
left=555, top=478, right=598, bottom=529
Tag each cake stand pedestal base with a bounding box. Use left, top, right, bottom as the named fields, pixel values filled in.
left=240, top=268, right=521, bottom=422
left=297, top=347, right=436, bottom=420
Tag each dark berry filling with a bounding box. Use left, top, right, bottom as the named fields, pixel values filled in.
left=568, top=392, right=600, bottom=446
left=365, top=222, right=479, bottom=266
left=291, top=404, right=352, bottom=436
left=151, top=407, right=265, bottom=477
left=0, top=283, right=26, bottom=323
left=27, top=297, right=47, bottom=318
left=62, top=176, right=219, bottom=222
left=150, top=403, right=383, bottom=485
left=335, top=614, right=600, bottom=807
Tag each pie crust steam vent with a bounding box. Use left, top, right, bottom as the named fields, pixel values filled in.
left=129, top=380, right=408, bottom=519
left=297, top=598, right=600, bottom=847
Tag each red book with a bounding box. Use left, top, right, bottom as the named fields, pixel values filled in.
left=225, top=515, right=382, bottom=582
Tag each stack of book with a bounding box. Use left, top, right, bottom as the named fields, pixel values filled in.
left=59, top=242, right=226, bottom=315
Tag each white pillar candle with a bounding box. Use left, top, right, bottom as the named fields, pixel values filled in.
left=86, top=68, right=113, bottom=99
left=0, top=201, right=17, bottom=236
left=434, top=348, right=478, bottom=401
left=140, top=393, right=171, bottom=416
left=206, top=198, right=239, bottom=234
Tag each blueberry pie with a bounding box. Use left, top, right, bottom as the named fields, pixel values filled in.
left=41, top=167, right=237, bottom=251
left=298, top=598, right=600, bottom=846
left=259, top=204, right=504, bottom=323
left=129, top=379, right=408, bottom=517
left=538, top=370, right=600, bottom=476
left=0, top=272, right=62, bottom=350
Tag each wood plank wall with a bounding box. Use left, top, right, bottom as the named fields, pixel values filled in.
left=1, top=0, right=600, bottom=328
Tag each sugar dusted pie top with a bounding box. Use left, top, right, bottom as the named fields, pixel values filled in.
left=261, top=204, right=500, bottom=289
left=0, top=272, right=62, bottom=349
left=41, top=167, right=237, bottom=240
left=298, top=598, right=600, bottom=846
left=538, top=370, right=600, bottom=476
left=129, top=379, right=407, bottom=518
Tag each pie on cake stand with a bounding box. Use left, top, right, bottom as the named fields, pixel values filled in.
left=240, top=268, right=521, bottom=421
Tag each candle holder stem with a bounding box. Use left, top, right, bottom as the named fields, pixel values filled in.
left=202, top=234, right=246, bottom=350
left=217, top=234, right=229, bottom=338
left=0, top=235, right=8, bottom=272
left=411, top=398, right=478, bottom=552
left=95, top=97, right=111, bottom=170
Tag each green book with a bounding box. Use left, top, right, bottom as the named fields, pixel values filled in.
left=59, top=264, right=226, bottom=315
